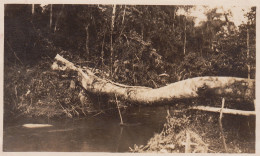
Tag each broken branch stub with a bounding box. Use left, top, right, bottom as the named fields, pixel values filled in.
left=52, top=54, right=255, bottom=105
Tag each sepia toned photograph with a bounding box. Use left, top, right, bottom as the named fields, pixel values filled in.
left=3, top=3, right=256, bottom=153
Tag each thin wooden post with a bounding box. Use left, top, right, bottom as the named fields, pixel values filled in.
left=115, top=95, right=124, bottom=125
left=219, top=98, right=228, bottom=152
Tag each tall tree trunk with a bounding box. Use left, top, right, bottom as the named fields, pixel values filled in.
left=247, top=27, right=251, bottom=79
left=201, top=30, right=204, bottom=57
left=85, top=24, right=90, bottom=56
left=122, top=5, right=126, bottom=25
left=173, top=9, right=176, bottom=31
left=184, top=17, right=187, bottom=55
left=110, top=4, right=116, bottom=73
left=32, top=4, right=34, bottom=15
left=101, top=31, right=106, bottom=67
left=54, top=4, right=64, bottom=32
left=50, top=4, right=53, bottom=29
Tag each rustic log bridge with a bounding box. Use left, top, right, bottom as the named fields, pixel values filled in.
left=52, top=54, right=255, bottom=105
left=189, top=106, right=255, bottom=116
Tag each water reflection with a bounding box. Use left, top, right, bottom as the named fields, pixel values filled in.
left=4, top=106, right=168, bottom=152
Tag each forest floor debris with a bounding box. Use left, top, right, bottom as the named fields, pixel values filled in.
left=130, top=109, right=255, bottom=153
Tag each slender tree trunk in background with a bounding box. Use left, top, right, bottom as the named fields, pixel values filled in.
left=247, top=27, right=251, bottom=79
left=206, top=23, right=210, bottom=57
left=201, top=31, right=204, bottom=57
left=118, top=5, right=126, bottom=39
left=54, top=4, right=64, bottom=32
left=173, top=9, right=176, bottom=31
left=110, top=4, right=116, bottom=73
left=224, top=13, right=231, bottom=34
left=210, top=38, right=213, bottom=55
left=85, top=24, right=90, bottom=56
left=32, top=4, right=34, bottom=15
left=122, top=5, right=126, bottom=25
left=50, top=4, right=53, bottom=29
left=184, top=17, right=187, bottom=55
left=101, top=31, right=106, bottom=66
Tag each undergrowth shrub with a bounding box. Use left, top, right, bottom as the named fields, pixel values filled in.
left=130, top=110, right=208, bottom=153
left=130, top=103, right=255, bottom=153
left=4, top=57, right=97, bottom=119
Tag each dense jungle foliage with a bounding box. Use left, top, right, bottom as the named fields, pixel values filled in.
left=4, top=4, right=256, bottom=153
left=4, top=4, right=256, bottom=116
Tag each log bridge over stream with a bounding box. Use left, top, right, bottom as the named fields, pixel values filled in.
left=52, top=54, right=255, bottom=116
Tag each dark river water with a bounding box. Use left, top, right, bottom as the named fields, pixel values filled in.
left=3, top=106, right=169, bottom=152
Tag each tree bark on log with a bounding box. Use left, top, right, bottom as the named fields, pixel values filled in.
left=52, top=54, right=255, bottom=105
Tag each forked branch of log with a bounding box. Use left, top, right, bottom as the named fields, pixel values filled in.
left=52, top=54, right=255, bottom=105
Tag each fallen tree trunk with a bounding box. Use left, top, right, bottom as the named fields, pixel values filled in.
left=190, top=106, right=255, bottom=116
left=52, top=54, right=255, bottom=104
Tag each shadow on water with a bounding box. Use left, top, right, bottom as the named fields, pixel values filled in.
left=3, top=106, right=169, bottom=152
